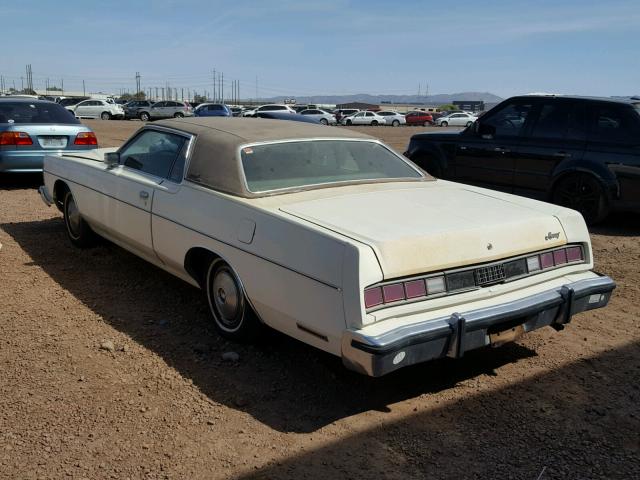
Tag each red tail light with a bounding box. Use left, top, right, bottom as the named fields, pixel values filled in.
left=0, top=131, right=33, bottom=146
left=74, top=132, right=98, bottom=146
left=364, top=287, right=383, bottom=309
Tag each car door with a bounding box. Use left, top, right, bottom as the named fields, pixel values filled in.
left=74, top=100, right=92, bottom=117
left=350, top=112, right=364, bottom=124
left=102, top=128, right=189, bottom=261
left=584, top=103, right=640, bottom=210
left=152, top=101, right=166, bottom=118
left=513, top=99, right=587, bottom=199
left=451, top=100, right=535, bottom=192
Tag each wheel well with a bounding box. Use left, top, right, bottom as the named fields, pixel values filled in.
left=549, top=170, right=613, bottom=203
left=184, top=247, right=219, bottom=288
left=53, top=180, right=70, bottom=212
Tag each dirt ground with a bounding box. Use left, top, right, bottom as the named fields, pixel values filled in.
left=0, top=119, right=639, bottom=480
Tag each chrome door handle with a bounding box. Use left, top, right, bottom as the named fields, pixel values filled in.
left=139, top=191, right=149, bottom=199
left=494, top=147, right=511, bottom=153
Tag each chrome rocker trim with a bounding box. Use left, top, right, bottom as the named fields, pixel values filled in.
left=342, top=275, right=615, bottom=377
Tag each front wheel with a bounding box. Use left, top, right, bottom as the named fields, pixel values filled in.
left=100, top=112, right=111, bottom=120
left=319, top=118, right=328, bottom=125
left=206, top=259, right=262, bottom=342
left=63, top=191, right=97, bottom=248
left=346, top=119, right=352, bottom=126
left=371, top=120, right=379, bottom=126
left=466, top=121, right=473, bottom=127
left=392, top=119, right=400, bottom=127
left=139, top=112, right=150, bottom=121
left=552, top=173, right=609, bottom=224
left=423, top=121, right=431, bottom=127
left=173, top=112, right=184, bottom=118
left=440, top=121, right=448, bottom=127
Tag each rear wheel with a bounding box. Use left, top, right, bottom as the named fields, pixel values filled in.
left=319, top=118, right=328, bottom=125
left=100, top=112, right=111, bottom=120
left=205, top=259, right=262, bottom=342
left=174, top=112, right=184, bottom=118
left=371, top=120, right=379, bottom=126
left=552, top=173, right=609, bottom=224
left=139, top=112, right=150, bottom=121
left=346, top=119, right=352, bottom=126
left=392, top=119, right=400, bottom=127
left=63, top=191, right=97, bottom=248
left=441, top=121, right=448, bottom=127
left=466, top=121, right=473, bottom=127
left=423, top=121, right=430, bottom=127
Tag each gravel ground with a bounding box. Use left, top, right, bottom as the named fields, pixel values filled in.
left=0, top=120, right=638, bottom=479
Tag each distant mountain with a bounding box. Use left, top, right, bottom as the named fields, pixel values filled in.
left=259, top=92, right=503, bottom=105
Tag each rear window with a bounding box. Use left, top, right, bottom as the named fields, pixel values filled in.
left=0, top=102, right=79, bottom=124
left=240, top=140, right=423, bottom=193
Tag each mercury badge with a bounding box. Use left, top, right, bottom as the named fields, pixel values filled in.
left=545, top=232, right=560, bottom=241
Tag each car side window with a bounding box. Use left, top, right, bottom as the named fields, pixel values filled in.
left=529, top=102, right=587, bottom=141
left=590, top=106, right=639, bottom=144
left=119, top=130, right=187, bottom=178
left=366, top=112, right=374, bottom=117
left=482, top=102, right=533, bottom=137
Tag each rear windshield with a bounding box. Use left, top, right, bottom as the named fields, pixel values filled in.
left=240, top=140, right=423, bottom=193
left=0, top=102, right=80, bottom=124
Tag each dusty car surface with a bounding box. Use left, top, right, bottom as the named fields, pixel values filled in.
left=39, top=118, right=615, bottom=376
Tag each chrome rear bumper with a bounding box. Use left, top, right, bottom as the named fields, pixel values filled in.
left=342, top=274, right=615, bottom=376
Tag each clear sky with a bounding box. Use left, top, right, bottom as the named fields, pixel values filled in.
left=2, top=0, right=639, bottom=99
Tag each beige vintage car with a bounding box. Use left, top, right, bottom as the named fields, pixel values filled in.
left=39, top=118, right=615, bottom=376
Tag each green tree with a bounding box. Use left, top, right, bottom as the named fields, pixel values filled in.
left=438, top=104, right=457, bottom=111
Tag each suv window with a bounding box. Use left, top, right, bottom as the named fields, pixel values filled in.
left=119, top=130, right=187, bottom=178
left=529, top=101, right=587, bottom=141
left=154, top=102, right=166, bottom=108
left=590, top=105, right=640, bottom=144
left=482, top=102, right=533, bottom=137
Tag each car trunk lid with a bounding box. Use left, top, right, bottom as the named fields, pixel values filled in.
left=279, top=184, right=567, bottom=279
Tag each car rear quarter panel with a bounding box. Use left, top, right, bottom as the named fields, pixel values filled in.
left=151, top=183, right=380, bottom=354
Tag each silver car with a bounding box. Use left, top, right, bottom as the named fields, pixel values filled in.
left=0, top=98, right=98, bottom=173
left=298, top=109, right=337, bottom=125
left=377, top=111, right=407, bottom=127
left=435, top=112, right=478, bottom=127
left=141, top=101, right=194, bottom=121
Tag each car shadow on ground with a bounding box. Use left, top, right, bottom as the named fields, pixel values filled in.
left=590, top=211, right=640, bottom=237
left=2, top=217, right=576, bottom=434
left=0, top=173, right=42, bottom=190
left=236, top=341, right=640, bottom=479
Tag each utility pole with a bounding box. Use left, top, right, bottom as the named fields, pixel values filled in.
left=61, top=78, right=64, bottom=94
left=221, top=72, right=224, bottom=103
left=83, top=80, right=86, bottom=96
left=255, top=75, right=258, bottom=102
left=213, top=69, right=216, bottom=102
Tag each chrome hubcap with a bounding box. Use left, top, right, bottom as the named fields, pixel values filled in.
left=212, top=268, right=241, bottom=327
left=67, top=197, right=81, bottom=237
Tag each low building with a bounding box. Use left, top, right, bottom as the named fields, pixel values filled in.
left=453, top=100, right=484, bottom=113
left=336, top=102, right=380, bottom=111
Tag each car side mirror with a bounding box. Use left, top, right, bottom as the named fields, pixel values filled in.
left=104, top=151, right=120, bottom=168
left=477, top=122, right=495, bottom=139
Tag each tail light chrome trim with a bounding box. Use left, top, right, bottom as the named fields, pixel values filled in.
left=364, top=244, right=586, bottom=313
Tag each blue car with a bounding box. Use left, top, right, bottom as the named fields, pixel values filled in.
left=193, top=103, right=232, bottom=117
left=0, top=98, right=98, bottom=173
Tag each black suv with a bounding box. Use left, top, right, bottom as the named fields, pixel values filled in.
left=405, top=95, right=640, bottom=223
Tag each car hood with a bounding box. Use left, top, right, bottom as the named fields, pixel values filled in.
left=279, top=183, right=568, bottom=279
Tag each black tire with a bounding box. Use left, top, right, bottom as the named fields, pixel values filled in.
left=100, top=112, right=111, bottom=120
left=552, top=173, right=609, bottom=225
left=371, top=120, right=379, bottom=126
left=466, top=121, right=473, bottom=127
left=319, top=118, right=328, bottom=125
left=173, top=112, right=184, bottom=118
left=205, top=259, right=262, bottom=342
left=346, top=119, right=352, bottom=126
left=63, top=190, right=97, bottom=248
left=392, top=119, right=400, bottom=127
left=139, top=112, right=150, bottom=121
left=441, top=121, right=448, bottom=127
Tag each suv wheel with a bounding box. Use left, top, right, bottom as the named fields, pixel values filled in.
left=139, top=112, right=150, bottom=121
left=173, top=112, right=184, bottom=118
left=552, top=173, right=609, bottom=224
left=100, top=112, right=111, bottom=120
